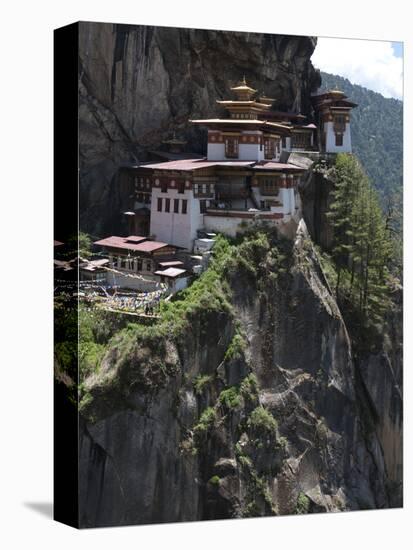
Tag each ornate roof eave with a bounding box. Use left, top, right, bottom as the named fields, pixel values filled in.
left=230, top=84, right=257, bottom=93
left=263, top=122, right=292, bottom=134
left=189, top=118, right=292, bottom=134
left=216, top=100, right=271, bottom=110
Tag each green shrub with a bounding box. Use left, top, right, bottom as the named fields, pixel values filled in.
left=209, top=475, right=220, bottom=486
left=219, top=386, right=241, bottom=409
left=159, top=235, right=234, bottom=332
left=79, top=341, right=106, bottom=380
left=244, top=501, right=260, bottom=517
left=247, top=406, right=277, bottom=436
left=193, top=407, right=217, bottom=439
left=240, top=373, right=259, bottom=402
left=237, top=454, right=252, bottom=468
left=193, top=374, right=213, bottom=396
left=295, top=492, right=310, bottom=514
left=224, top=333, right=246, bottom=362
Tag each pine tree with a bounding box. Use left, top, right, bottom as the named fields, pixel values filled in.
left=326, top=153, right=393, bottom=335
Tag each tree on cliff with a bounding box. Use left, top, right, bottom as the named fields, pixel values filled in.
left=327, top=154, right=394, bottom=331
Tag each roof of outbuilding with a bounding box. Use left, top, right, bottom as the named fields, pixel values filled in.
left=94, top=236, right=172, bottom=253
left=154, top=267, right=187, bottom=278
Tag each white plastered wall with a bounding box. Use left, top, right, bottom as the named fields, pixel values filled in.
left=325, top=121, right=352, bottom=153
left=150, top=188, right=204, bottom=250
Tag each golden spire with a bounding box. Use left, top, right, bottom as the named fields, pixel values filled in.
left=230, top=76, right=257, bottom=100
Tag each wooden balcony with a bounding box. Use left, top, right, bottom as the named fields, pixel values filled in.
left=215, top=189, right=249, bottom=199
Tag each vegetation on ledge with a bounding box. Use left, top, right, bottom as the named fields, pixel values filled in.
left=78, top=227, right=292, bottom=418
left=317, top=153, right=400, bottom=353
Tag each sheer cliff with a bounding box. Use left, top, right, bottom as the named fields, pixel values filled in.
left=65, top=26, right=403, bottom=527
left=78, top=22, right=321, bottom=235
left=77, top=223, right=401, bottom=527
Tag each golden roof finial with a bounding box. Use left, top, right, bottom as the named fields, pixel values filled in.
left=231, top=77, right=257, bottom=95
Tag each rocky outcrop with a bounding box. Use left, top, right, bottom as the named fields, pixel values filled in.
left=299, top=160, right=335, bottom=251
left=78, top=22, right=321, bottom=235
left=78, top=222, right=398, bottom=527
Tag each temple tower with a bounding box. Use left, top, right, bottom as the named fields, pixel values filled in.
left=312, top=89, right=357, bottom=153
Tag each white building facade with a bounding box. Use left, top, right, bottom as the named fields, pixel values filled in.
left=124, top=81, right=356, bottom=251
left=312, top=89, right=357, bottom=154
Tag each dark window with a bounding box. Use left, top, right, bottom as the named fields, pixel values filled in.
left=174, top=199, right=179, bottom=213
left=165, top=198, right=170, bottom=212
left=157, top=197, right=162, bottom=212
left=200, top=200, right=207, bottom=214
left=177, top=181, right=185, bottom=194
left=182, top=199, right=187, bottom=214
left=225, top=137, right=239, bottom=158
left=161, top=181, right=168, bottom=193
left=333, top=114, right=346, bottom=133
left=137, top=258, right=143, bottom=271
left=335, top=133, right=343, bottom=146
left=292, top=132, right=311, bottom=149
left=261, top=178, right=279, bottom=196
left=146, top=260, right=152, bottom=271
left=282, top=136, right=286, bottom=148
left=264, top=139, right=275, bottom=159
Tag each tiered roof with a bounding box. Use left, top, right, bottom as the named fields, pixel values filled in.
left=312, top=88, right=358, bottom=110
left=190, top=77, right=316, bottom=135
left=215, top=77, right=273, bottom=119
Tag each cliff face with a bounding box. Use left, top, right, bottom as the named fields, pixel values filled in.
left=78, top=22, right=321, bottom=235
left=300, top=166, right=403, bottom=506
left=73, top=27, right=402, bottom=527
left=78, top=222, right=399, bottom=527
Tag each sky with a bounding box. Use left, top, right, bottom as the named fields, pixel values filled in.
left=311, top=37, right=403, bottom=100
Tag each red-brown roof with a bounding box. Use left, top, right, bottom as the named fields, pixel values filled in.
left=137, top=240, right=172, bottom=253
left=143, top=159, right=255, bottom=171
left=125, top=236, right=147, bottom=243
left=253, top=162, right=305, bottom=171
left=94, top=235, right=172, bottom=253
left=213, top=161, right=255, bottom=167
left=143, top=159, right=212, bottom=171
left=139, top=158, right=308, bottom=173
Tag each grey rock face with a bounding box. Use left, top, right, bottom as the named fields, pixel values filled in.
left=358, top=345, right=403, bottom=505
left=78, top=222, right=399, bottom=527
left=78, top=22, right=321, bottom=235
